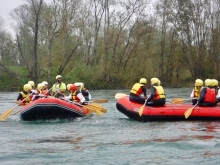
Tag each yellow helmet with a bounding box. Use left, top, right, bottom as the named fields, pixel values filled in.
left=195, top=79, right=203, bottom=87
left=56, top=75, right=62, bottom=79
left=23, top=84, right=32, bottom=92
left=205, top=79, right=212, bottom=87
left=42, top=81, right=48, bottom=86
left=212, top=79, right=218, bottom=86
left=28, top=81, right=35, bottom=88
left=67, top=84, right=72, bottom=90
left=37, top=83, right=44, bottom=90
left=139, top=78, right=147, bottom=84
left=151, top=77, right=159, bottom=85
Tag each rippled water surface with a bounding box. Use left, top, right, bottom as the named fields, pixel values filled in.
left=1, top=88, right=220, bottom=165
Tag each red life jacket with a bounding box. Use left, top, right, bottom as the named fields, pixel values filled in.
left=204, top=88, right=216, bottom=103
left=71, top=91, right=80, bottom=102
left=42, top=89, right=50, bottom=96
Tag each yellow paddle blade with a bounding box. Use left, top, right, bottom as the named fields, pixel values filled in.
left=184, top=103, right=198, bottom=119
left=184, top=107, right=193, bottom=119
left=87, top=104, right=107, bottom=113
left=92, top=99, right=108, bottom=103
left=172, top=98, right=184, bottom=104
left=0, top=108, right=14, bottom=121
left=115, top=93, right=129, bottom=99
left=84, top=105, right=103, bottom=116
left=138, top=104, right=145, bottom=116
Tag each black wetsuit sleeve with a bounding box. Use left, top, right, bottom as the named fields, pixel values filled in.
left=142, top=86, right=147, bottom=97
left=198, top=88, right=206, bottom=104
left=16, top=93, right=22, bottom=101
left=147, top=87, right=156, bottom=102
left=82, top=90, right=89, bottom=96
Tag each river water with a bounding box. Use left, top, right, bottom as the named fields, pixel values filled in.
left=0, top=88, right=220, bottom=165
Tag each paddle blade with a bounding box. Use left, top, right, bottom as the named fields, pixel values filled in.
left=92, top=99, right=108, bottom=103
left=84, top=105, right=103, bottom=116
left=115, top=93, right=128, bottom=99
left=184, top=108, right=193, bottom=119
left=88, top=104, right=107, bottom=113
left=0, top=108, right=14, bottom=121
left=172, top=98, right=184, bottom=104
left=138, top=105, right=145, bottom=116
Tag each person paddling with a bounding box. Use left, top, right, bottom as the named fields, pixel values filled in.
left=51, top=75, right=66, bottom=97
left=64, top=84, right=87, bottom=105
left=198, top=79, right=216, bottom=106
left=212, top=79, right=220, bottom=105
left=16, top=84, right=32, bottom=105
left=190, top=79, right=203, bottom=105
left=32, top=83, right=46, bottom=101
left=42, top=81, right=50, bottom=96
left=129, top=78, right=147, bottom=104
left=28, top=80, right=35, bottom=93
left=75, top=82, right=92, bottom=101
left=146, top=78, right=166, bottom=106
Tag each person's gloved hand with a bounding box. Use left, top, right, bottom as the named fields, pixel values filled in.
left=81, top=102, right=88, bottom=105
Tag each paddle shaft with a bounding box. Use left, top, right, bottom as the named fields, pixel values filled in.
left=0, top=92, right=33, bottom=121
left=139, top=99, right=147, bottom=116
left=184, top=102, right=198, bottom=119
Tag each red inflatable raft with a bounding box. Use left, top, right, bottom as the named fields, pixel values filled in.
left=20, top=98, right=91, bottom=121
left=116, top=96, right=220, bottom=122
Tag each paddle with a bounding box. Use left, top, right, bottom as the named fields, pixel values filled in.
left=85, top=104, right=107, bottom=113
left=0, top=93, right=32, bottom=121
left=169, top=98, right=184, bottom=104
left=184, top=102, right=198, bottom=119
left=89, top=99, right=108, bottom=103
left=169, top=98, right=194, bottom=104
left=12, top=109, right=22, bottom=115
left=58, top=94, right=105, bottom=116
left=115, top=93, right=128, bottom=99
left=2, top=85, right=55, bottom=119
left=84, top=105, right=104, bottom=115
left=139, top=99, right=147, bottom=116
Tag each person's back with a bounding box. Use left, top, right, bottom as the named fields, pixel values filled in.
left=190, top=79, right=203, bottom=105
left=198, top=79, right=216, bottom=106
left=129, top=78, right=147, bottom=104
left=146, top=78, right=166, bottom=106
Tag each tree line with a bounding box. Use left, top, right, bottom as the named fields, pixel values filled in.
left=0, top=0, right=220, bottom=90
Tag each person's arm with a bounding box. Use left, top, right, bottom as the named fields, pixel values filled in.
left=88, top=92, right=92, bottom=99
left=77, top=93, right=85, bottom=103
left=216, top=89, right=220, bottom=99
left=147, top=87, right=156, bottom=102
left=190, top=89, right=194, bottom=98
left=142, top=86, right=147, bottom=97
left=64, top=95, right=72, bottom=100
left=16, top=93, right=22, bottom=104
left=198, top=88, right=206, bottom=103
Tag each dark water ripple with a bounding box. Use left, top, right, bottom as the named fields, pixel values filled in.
left=1, top=89, right=220, bottom=165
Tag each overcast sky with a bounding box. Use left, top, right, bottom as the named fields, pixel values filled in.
left=0, top=0, right=26, bottom=34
